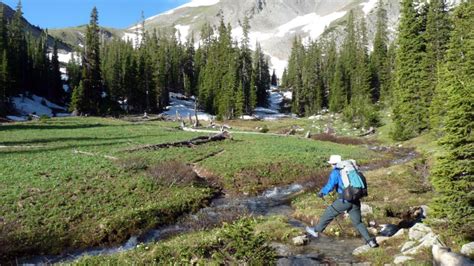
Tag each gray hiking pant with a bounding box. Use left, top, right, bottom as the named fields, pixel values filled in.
left=315, top=199, right=372, bottom=242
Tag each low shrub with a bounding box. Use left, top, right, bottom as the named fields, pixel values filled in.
left=117, top=157, right=148, bottom=172
left=147, top=160, right=198, bottom=187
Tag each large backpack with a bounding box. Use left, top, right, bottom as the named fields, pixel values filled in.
left=337, top=160, right=368, bottom=201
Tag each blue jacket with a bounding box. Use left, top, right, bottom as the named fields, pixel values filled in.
left=320, top=168, right=344, bottom=196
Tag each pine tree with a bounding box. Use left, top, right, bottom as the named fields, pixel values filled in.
left=281, top=68, right=288, bottom=88
left=427, top=0, right=452, bottom=134
left=73, top=7, right=105, bottom=115
left=369, top=0, right=389, bottom=103
left=271, top=69, right=277, bottom=86
left=49, top=40, right=63, bottom=103
left=66, top=52, right=82, bottom=95
left=0, top=50, right=8, bottom=103
left=430, top=0, right=473, bottom=238
left=391, top=0, right=430, bottom=140
left=8, top=0, right=28, bottom=93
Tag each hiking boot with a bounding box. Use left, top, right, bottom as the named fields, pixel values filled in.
left=305, top=226, right=319, bottom=238
left=368, top=239, right=379, bottom=248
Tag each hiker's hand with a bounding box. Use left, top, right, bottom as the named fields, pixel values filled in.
left=317, top=192, right=324, bottom=198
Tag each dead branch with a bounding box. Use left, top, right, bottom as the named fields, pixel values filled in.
left=73, top=149, right=118, bottom=160
left=125, top=131, right=232, bottom=152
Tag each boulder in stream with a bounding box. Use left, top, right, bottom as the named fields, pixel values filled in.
left=292, top=235, right=309, bottom=246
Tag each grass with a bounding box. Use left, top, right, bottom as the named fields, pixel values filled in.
left=73, top=217, right=277, bottom=265
left=0, top=117, right=374, bottom=260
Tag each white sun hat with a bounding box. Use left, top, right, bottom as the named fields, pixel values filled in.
left=327, top=155, right=342, bottom=164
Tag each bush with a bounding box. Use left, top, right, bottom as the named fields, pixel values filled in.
left=311, top=133, right=366, bottom=145
left=260, top=125, right=269, bottom=133
left=147, top=160, right=198, bottom=187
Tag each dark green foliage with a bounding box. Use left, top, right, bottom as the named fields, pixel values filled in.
left=49, top=41, right=63, bottom=103
left=369, top=0, right=390, bottom=103
left=271, top=69, right=277, bottom=86
left=427, top=0, right=453, bottom=134
left=391, top=0, right=431, bottom=140
left=430, top=1, right=473, bottom=240
left=72, top=7, right=105, bottom=115
left=7, top=1, right=27, bottom=93
left=253, top=42, right=270, bottom=108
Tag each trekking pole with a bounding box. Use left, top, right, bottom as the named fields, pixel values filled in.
left=321, top=197, right=345, bottom=234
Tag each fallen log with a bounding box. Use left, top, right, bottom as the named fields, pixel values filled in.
left=125, top=131, right=232, bottom=152
left=73, top=149, right=118, bottom=160
left=359, top=127, right=376, bottom=137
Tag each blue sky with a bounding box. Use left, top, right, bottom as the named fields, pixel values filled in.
left=2, top=0, right=189, bottom=29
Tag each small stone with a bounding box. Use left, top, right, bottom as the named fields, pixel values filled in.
left=401, top=241, right=417, bottom=253
left=461, top=242, right=474, bottom=257
left=394, top=255, right=414, bottom=264
left=352, top=244, right=371, bottom=256
left=376, top=236, right=390, bottom=244
left=408, top=223, right=432, bottom=241
left=361, top=203, right=373, bottom=216
left=292, top=235, right=309, bottom=246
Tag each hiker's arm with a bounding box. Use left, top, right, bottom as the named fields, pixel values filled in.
left=320, top=171, right=338, bottom=196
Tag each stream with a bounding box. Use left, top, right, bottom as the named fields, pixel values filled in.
left=21, top=147, right=418, bottom=265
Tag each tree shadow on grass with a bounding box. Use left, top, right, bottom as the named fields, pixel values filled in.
left=0, top=123, right=109, bottom=131
left=0, top=134, right=161, bottom=146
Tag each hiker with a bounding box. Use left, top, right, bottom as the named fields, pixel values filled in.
left=305, top=155, right=379, bottom=248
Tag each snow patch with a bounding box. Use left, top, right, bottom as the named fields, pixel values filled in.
left=360, top=0, right=378, bottom=15
left=162, top=92, right=215, bottom=121
left=10, top=94, right=69, bottom=119
left=6, top=115, right=27, bottom=122
left=268, top=56, right=287, bottom=78
left=175, top=24, right=191, bottom=43
left=144, top=0, right=220, bottom=19
left=283, top=91, right=292, bottom=100
left=276, top=11, right=346, bottom=39
left=122, top=32, right=142, bottom=47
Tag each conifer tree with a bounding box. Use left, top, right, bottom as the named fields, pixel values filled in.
left=66, top=52, right=82, bottom=95
left=8, top=0, right=28, bottom=93
left=72, top=7, right=105, bottom=115
left=0, top=50, right=8, bottom=103
left=271, top=69, right=277, bottom=86
left=49, top=41, right=63, bottom=103
left=281, top=68, right=288, bottom=88
left=239, top=16, right=253, bottom=114
left=391, top=0, right=430, bottom=140
left=430, top=0, right=473, bottom=238
left=427, top=0, right=452, bottom=134
left=370, top=0, right=389, bottom=103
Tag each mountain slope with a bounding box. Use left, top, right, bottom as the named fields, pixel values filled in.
left=131, top=0, right=401, bottom=76
left=0, top=2, right=72, bottom=52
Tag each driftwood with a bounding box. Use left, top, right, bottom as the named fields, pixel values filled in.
left=359, top=127, right=376, bottom=137
left=125, top=131, right=232, bottom=152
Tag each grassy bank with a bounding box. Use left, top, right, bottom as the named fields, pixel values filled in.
left=0, top=117, right=374, bottom=260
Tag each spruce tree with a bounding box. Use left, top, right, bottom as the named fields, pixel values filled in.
left=369, top=0, right=389, bottom=103
left=8, top=0, right=28, bottom=94
left=271, top=69, right=277, bottom=86
left=0, top=50, right=8, bottom=103
left=49, top=41, right=63, bottom=103
left=73, top=7, right=105, bottom=115
left=430, top=0, right=473, bottom=238
left=427, top=0, right=452, bottom=134
left=391, top=0, right=430, bottom=140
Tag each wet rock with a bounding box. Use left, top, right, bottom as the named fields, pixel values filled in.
left=408, top=223, right=432, bottom=241
left=433, top=245, right=474, bottom=266
left=361, top=203, right=373, bottom=216
left=461, top=242, right=474, bottom=257
left=270, top=242, right=293, bottom=257
left=292, top=235, right=309, bottom=246
left=352, top=244, right=371, bottom=256
left=394, top=255, right=414, bottom=264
